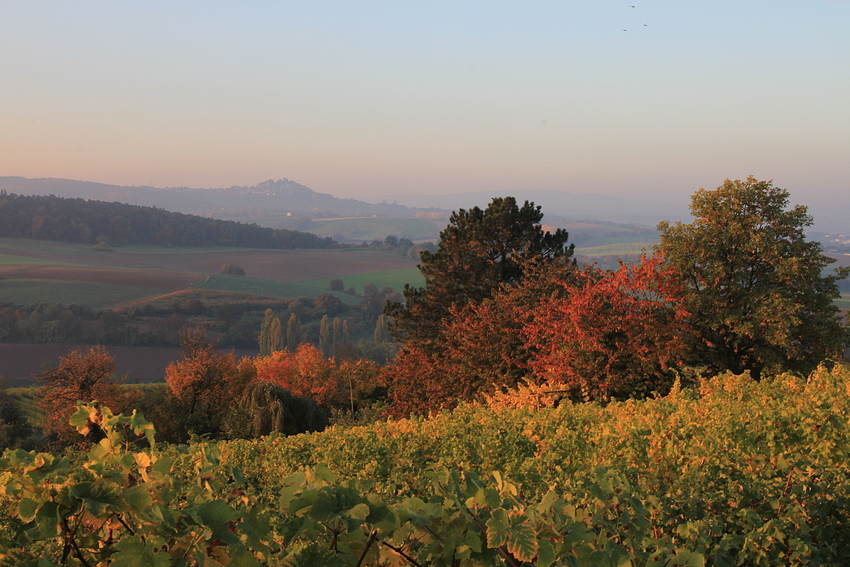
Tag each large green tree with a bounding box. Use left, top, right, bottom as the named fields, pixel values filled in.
left=386, top=196, right=573, bottom=352
left=657, top=177, right=849, bottom=378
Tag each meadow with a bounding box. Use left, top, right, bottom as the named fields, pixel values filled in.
left=307, top=216, right=444, bottom=242
left=195, top=274, right=361, bottom=304
left=574, top=241, right=655, bottom=258
left=0, top=279, right=162, bottom=309
left=300, top=267, right=425, bottom=295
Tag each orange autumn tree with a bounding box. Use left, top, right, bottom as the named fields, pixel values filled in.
left=386, top=254, right=687, bottom=415
left=252, top=344, right=343, bottom=409
left=525, top=254, right=688, bottom=401
left=37, top=346, right=125, bottom=447
left=251, top=344, right=384, bottom=414
left=165, top=329, right=249, bottom=438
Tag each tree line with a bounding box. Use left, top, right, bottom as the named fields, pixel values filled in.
left=27, top=333, right=387, bottom=449
left=384, top=179, right=849, bottom=414
left=0, top=283, right=402, bottom=360
left=0, top=192, right=335, bottom=248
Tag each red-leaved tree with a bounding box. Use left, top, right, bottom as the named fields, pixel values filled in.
left=386, top=257, right=575, bottom=416
left=525, top=254, right=687, bottom=400
left=252, top=344, right=346, bottom=409
left=165, top=329, right=249, bottom=438
left=37, top=346, right=125, bottom=447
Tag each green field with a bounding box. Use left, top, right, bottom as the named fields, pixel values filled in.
left=0, top=279, right=162, bottom=308
left=0, top=238, right=115, bottom=264
left=837, top=294, right=850, bottom=308
left=0, top=237, right=425, bottom=308
left=0, top=237, right=262, bottom=260
left=0, top=254, right=86, bottom=267
left=574, top=241, right=655, bottom=257
left=300, top=267, right=425, bottom=295
left=196, top=274, right=361, bottom=304
left=308, top=217, right=441, bottom=241
left=117, top=244, right=260, bottom=255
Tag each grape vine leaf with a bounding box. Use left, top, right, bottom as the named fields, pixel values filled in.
left=486, top=508, right=539, bottom=562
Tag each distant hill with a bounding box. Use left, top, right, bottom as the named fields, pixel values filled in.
left=0, top=177, right=443, bottom=225
left=0, top=177, right=676, bottom=245
left=380, top=188, right=850, bottom=234
left=0, top=177, right=686, bottom=228
left=3, top=176, right=845, bottom=234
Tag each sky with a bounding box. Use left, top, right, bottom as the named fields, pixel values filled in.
left=2, top=1, right=849, bottom=209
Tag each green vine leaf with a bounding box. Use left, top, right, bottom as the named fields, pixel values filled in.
left=486, top=508, right=539, bottom=562
left=110, top=535, right=171, bottom=567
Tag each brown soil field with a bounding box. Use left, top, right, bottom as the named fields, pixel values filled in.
left=0, top=265, right=203, bottom=290
left=0, top=245, right=159, bottom=270
left=0, top=343, right=259, bottom=387
left=118, top=249, right=418, bottom=282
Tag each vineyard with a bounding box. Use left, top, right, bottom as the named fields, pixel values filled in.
left=1, top=365, right=849, bottom=566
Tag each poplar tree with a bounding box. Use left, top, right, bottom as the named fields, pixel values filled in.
left=258, top=309, right=283, bottom=356
left=332, top=317, right=342, bottom=346
left=286, top=313, right=307, bottom=352
left=374, top=314, right=389, bottom=345
left=319, top=315, right=332, bottom=357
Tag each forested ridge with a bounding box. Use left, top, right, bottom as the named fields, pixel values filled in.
left=0, top=192, right=335, bottom=248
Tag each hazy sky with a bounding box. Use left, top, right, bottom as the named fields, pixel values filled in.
left=2, top=1, right=849, bottom=207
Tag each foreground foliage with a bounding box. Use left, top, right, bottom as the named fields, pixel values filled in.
left=2, top=365, right=849, bottom=565
left=224, top=364, right=850, bottom=565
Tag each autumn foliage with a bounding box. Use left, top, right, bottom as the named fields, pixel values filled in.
left=165, top=329, right=250, bottom=437
left=250, top=344, right=383, bottom=412
left=525, top=254, right=687, bottom=400
left=386, top=254, right=687, bottom=415
left=37, top=346, right=125, bottom=447
left=386, top=257, right=571, bottom=416
left=251, top=344, right=343, bottom=408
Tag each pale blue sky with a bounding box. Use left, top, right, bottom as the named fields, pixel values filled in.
left=2, top=1, right=848, bottom=207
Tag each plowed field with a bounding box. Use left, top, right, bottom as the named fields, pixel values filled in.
left=0, top=265, right=203, bottom=290
left=117, top=249, right=418, bottom=282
